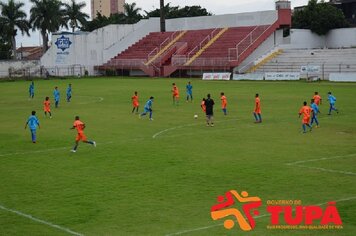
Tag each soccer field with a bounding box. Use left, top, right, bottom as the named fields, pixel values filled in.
left=0, top=78, right=355, bottom=236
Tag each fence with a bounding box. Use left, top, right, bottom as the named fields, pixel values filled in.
left=0, top=64, right=87, bottom=79
left=253, top=62, right=356, bottom=80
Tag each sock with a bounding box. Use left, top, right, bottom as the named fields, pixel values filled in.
left=87, top=141, right=94, bottom=145
left=258, top=114, right=262, bottom=122
left=31, top=130, right=36, bottom=142
left=149, top=111, right=152, bottom=119
left=73, top=144, right=78, bottom=150
left=307, top=124, right=312, bottom=130
left=49, top=112, right=52, bottom=117
left=253, top=113, right=258, bottom=121
left=302, top=124, right=306, bottom=132
left=132, top=107, right=135, bottom=113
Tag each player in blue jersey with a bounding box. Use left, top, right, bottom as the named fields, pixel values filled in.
left=29, top=81, right=34, bottom=99
left=186, top=81, right=193, bottom=102
left=310, top=99, right=320, bottom=128
left=66, top=84, right=72, bottom=102
left=25, top=111, right=40, bottom=143
left=327, top=92, right=339, bottom=115
left=140, top=96, right=154, bottom=120
left=53, top=87, right=60, bottom=108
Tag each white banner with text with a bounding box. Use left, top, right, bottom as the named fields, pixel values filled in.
left=202, top=73, right=231, bottom=81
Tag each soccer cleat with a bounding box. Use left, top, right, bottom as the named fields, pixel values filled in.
left=93, top=141, right=96, bottom=147
left=211, top=124, right=214, bottom=127
left=71, top=150, right=76, bottom=153
left=149, top=118, right=154, bottom=121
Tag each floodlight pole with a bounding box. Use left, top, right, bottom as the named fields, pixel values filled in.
left=160, top=0, right=166, bottom=32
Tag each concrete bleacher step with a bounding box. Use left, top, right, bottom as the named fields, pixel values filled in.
left=145, top=31, right=187, bottom=66
left=184, top=27, right=229, bottom=66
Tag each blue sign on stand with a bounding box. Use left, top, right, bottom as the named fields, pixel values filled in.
left=55, top=35, right=72, bottom=52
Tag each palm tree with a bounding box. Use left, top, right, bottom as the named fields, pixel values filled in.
left=0, top=0, right=30, bottom=59
left=160, top=0, right=165, bottom=32
left=63, top=0, right=89, bottom=32
left=30, top=0, right=67, bottom=53
left=124, top=2, right=142, bottom=24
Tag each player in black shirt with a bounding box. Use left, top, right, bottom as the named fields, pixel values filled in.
left=205, top=94, right=215, bottom=127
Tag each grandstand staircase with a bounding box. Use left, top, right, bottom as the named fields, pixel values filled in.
left=184, top=28, right=229, bottom=66
left=228, top=20, right=280, bottom=67
left=246, top=49, right=283, bottom=73
left=145, top=31, right=187, bottom=66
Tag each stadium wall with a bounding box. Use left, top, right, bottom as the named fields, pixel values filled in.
left=41, top=18, right=160, bottom=76
left=0, top=60, right=40, bottom=78
left=166, top=10, right=278, bottom=30
left=282, top=28, right=356, bottom=49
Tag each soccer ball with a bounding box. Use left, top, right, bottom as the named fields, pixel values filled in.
left=194, top=114, right=198, bottom=119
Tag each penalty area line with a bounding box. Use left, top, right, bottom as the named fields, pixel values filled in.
left=165, top=196, right=356, bottom=236
left=0, top=204, right=83, bottom=236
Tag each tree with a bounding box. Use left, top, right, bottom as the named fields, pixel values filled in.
left=30, top=0, right=67, bottom=53
left=81, top=3, right=142, bottom=32
left=123, top=2, right=142, bottom=24
left=63, top=0, right=89, bottom=32
left=0, top=0, right=30, bottom=59
left=292, top=0, right=348, bottom=35
left=0, top=18, right=12, bottom=59
left=145, top=4, right=212, bottom=19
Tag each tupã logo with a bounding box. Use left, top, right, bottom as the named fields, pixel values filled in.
left=211, top=190, right=262, bottom=231
left=55, top=35, right=72, bottom=51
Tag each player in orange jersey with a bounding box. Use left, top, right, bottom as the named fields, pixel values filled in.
left=298, top=101, right=313, bottom=133
left=201, top=98, right=206, bottom=113
left=70, top=116, right=96, bottom=152
left=313, top=92, right=322, bottom=106
left=220, top=92, right=227, bottom=115
left=43, top=97, right=52, bottom=118
left=131, top=91, right=139, bottom=114
left=253, top=94, right=262, bottom=123
left=172, top=83, right=179, bottom=105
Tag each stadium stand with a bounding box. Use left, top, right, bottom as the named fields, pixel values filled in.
left=98, top=22, right=282, bottom=77
left=251, top=48, right=356, bottom=79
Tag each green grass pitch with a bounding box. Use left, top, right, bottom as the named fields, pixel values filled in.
left=0, top=78, right=355, bottom=235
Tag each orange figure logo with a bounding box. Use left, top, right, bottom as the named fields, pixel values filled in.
left=211, top=190, right=262, bottom=231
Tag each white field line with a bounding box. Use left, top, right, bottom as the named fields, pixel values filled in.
left=0, top=147, right=70, bottom=157
left=285, top=153, right=356, bottom=165
left=152, top=118, right=240, bottom=139
left=285, top=153, right=356, bottom=176
left=161, top=127, right=241, bottom=139
left=0, top=204, right=83, bottom=236
left=0, top=141, right=114, bottom=157
left=293, top=165, right=356, bottom=176
left=165, top=196, right=356, bottom=236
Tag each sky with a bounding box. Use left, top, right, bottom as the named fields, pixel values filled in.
left=16, top=0, right=309, bottom=47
